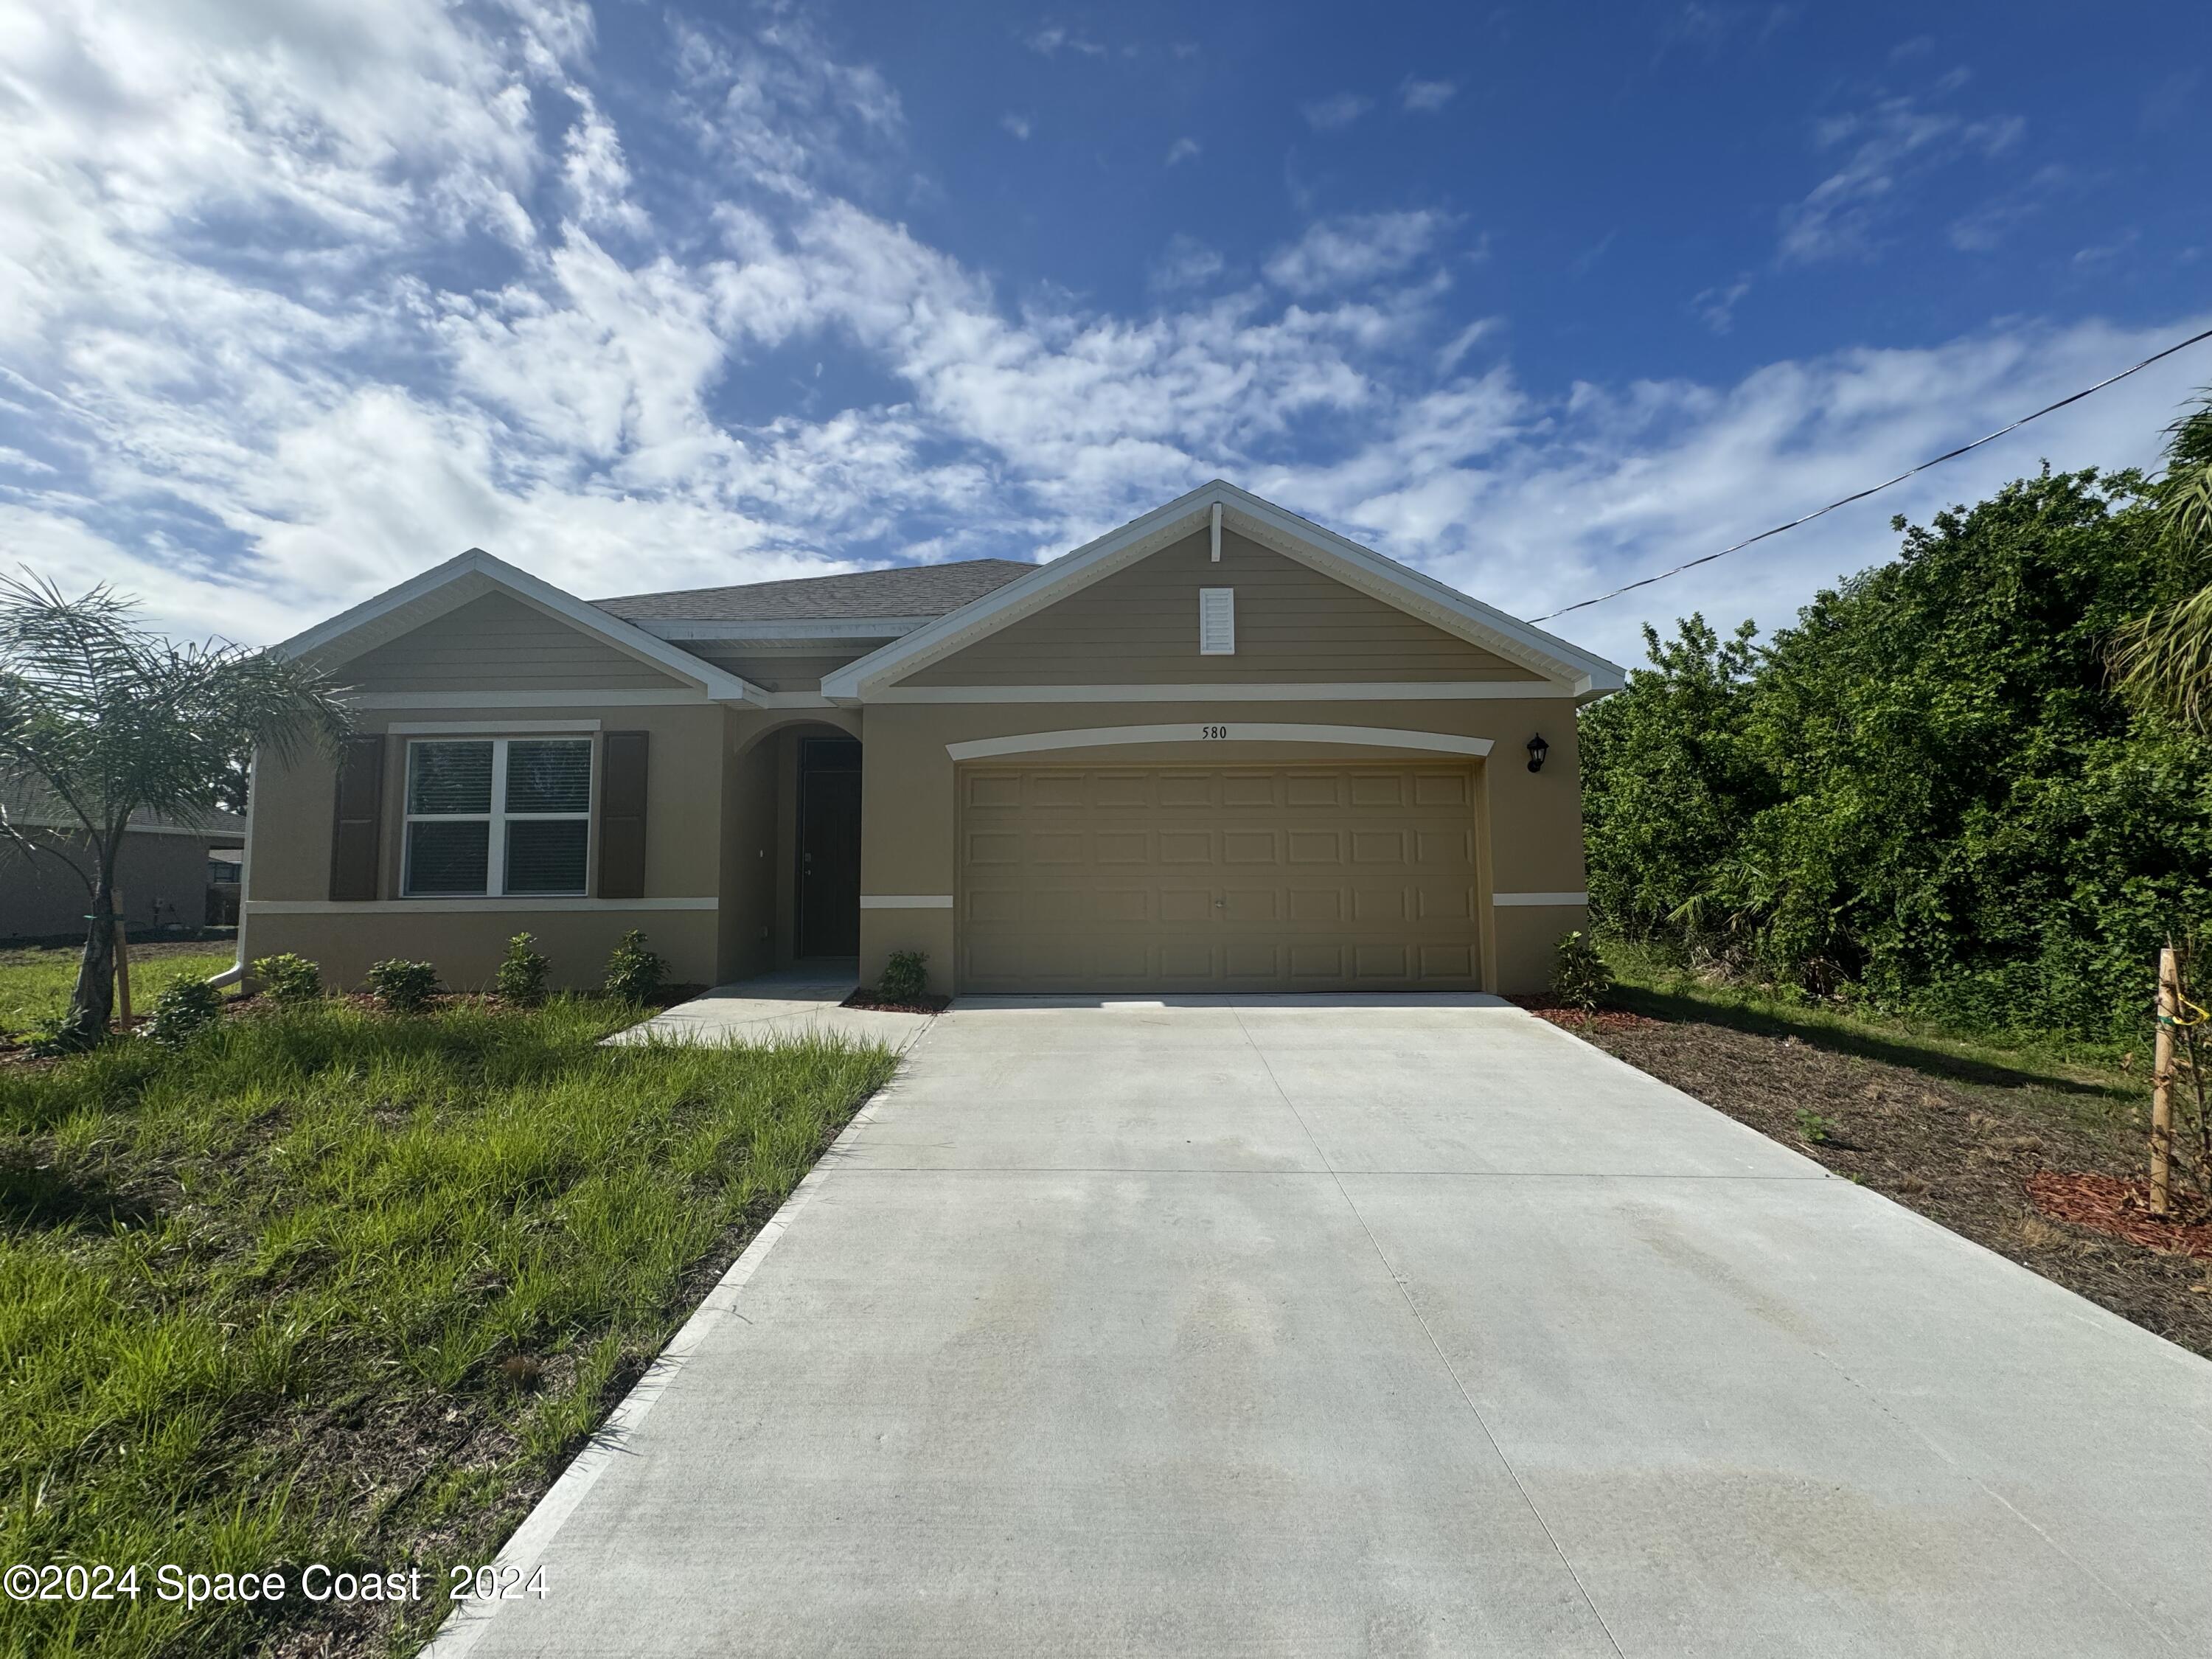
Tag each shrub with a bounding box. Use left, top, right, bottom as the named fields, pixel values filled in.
left=252, top=953, right=321, bottom=1004
left=365, top=958, right=440, bottom=1013
left=878, top=950, right=929, bottom=1003
left=140, top=976, right=223, bottom=1049
left=1551, top=930, right=1613, bottom=1013
left=602, top=931, right=665, bottom=1003
left=496, top=932, right=551, bottom=1006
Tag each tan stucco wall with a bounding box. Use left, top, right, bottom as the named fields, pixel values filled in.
left=243, top=700, right=730, bottom=990
left=904, top=528, right=1542, bottom=686
left=344, top=593, right=686, bottom=693
left=855, top=698, right=1587, bottom=996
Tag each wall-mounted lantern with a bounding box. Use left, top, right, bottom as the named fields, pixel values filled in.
left=1526, top=733, right=1550, bottom=773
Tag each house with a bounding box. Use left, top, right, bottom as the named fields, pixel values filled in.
left=246, top=481, right=1621, bottom=995
left=1, top=790, right=246, bottom=943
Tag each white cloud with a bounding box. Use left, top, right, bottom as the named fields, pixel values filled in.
left=1691, top=276, right=1753, bottom=333
left=1780, top=93, right=2025, bottom=265
left=0, top=0, right=2199, bottom=697
left=1165, top=136, right=1200, bottom=167
left=1263, top=211, right=1450, bottom=294
left=1149, top=235, right=1225, bottom=292
left=1300, top=91, right=1371, bottom=131
left=1001, top=111, right=1032, bottom=140
left=1399, top=77, right=1457, bottom=113
left=1025, top=24, right=1105, bottom=58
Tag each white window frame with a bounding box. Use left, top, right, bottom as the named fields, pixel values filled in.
left=402, top=737, right=594, bottom=898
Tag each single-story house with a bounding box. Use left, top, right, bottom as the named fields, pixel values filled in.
left=1, top=790, right=246, bottom=944
left=245, top=481, right=1621, bottom=996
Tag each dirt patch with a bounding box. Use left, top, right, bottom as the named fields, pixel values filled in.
left=841, top=990, right=950, bottom=1014
left=1540, top=1009, right=2212, bottom=1360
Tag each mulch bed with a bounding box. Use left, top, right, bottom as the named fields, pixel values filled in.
left=2025, top=1172, right=2212, bottom=1260
left=841, top=990, right=951, bottom=1014
left=1510, top=995, right=1660, bottom=1034
left=1537, top=1007, right=2212, bottom=1359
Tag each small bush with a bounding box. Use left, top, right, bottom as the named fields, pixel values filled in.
left=1551, top=930, right=1613, bottom=1013
left=497, top=932, right=551, bottom=1006
left=602, top=931, right=665, bottom=1003
left=1795, top=1109, right=1831, bottom=1145
left=878, top=950, right=929, bottom=1003
left=140, top=976, right=223, bottom=1049
left=252, top=953, right=321, bottom=1004
left=365, top=958, right=440, bottom=1013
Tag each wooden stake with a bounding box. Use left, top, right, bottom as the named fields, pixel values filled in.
left=112, top=887, right=134, bottom=1030
left=2152, top=944, right=2177, bottom=1218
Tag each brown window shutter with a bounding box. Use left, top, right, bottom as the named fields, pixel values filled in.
left=598, top=731, right=650, bottom=899
left=329, top=735, right=386, bottom=901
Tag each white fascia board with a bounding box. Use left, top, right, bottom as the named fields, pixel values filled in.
left=821, top=479, right=1624, bottom=702
left=274, top=549, right=770, bottom=707
left=629, top=616, right=932, bottom=642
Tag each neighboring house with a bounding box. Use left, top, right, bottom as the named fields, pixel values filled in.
left=248, top=481, right=1621, bottom=995
left=0, top=792, right=246, bottom=942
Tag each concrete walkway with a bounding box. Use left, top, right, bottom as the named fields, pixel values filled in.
left=605, top=963, right=935, bottom=1051
left=449, top=997, right=2212, bottom=1658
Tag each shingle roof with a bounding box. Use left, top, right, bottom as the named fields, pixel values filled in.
left=592, top=559, right=1036, bottom=623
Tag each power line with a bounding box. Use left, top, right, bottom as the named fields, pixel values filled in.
left=1530, top=323, right=2212, bottom=623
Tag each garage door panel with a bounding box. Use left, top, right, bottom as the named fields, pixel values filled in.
left=1093, top=772, right=1151, bottom=808
left=958, top=762, right=1480, bottom=993
left=1094, top=830, right=1150, bottom=863
left=1222, top=830, right=1279, bottom=864
left=1352, top=830, right=1407, bottom=863
left=1158, top=831, right=1214, bottom=863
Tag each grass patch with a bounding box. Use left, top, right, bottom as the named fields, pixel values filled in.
left=0, top=945, right=234, bottom=1039
left=0, top=995, right=896, bottom=1657
left=1598, top=936, right=2137, bottom=1110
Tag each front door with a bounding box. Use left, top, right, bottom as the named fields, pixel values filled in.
left=797, top=739, right=862, bottom=957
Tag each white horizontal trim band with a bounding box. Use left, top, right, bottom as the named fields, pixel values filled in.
left=1493, top=891, right=1590, bottom=907
left=349, top=689, right=709, bottom=708
left=386, top=720, right=602, bottom=734
left=879, top=681, right=1562, bottom=703
left=246, top=897, right=717, bottom=914
left=636, top=617, right=931, bottom=641
left=947, top=723, right=1495, bottom=761
left=858, top=895, right=955, bottom=909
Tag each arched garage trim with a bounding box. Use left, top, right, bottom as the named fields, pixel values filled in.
left=945, top=723, right=1495, bottom=762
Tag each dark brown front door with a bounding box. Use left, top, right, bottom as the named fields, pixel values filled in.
left=797, top=740, right=862, bottom=957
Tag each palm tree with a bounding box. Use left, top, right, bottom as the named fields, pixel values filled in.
left=2112, top=394, right=2212, bottom=732
left=0, top=574, right=349, bottom=1047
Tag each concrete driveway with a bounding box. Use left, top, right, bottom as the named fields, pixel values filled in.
left=446, top=998, right=2212, bottom=1658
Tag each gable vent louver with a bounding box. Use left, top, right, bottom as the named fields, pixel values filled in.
left=1199, top=587, right=1235, bottom=655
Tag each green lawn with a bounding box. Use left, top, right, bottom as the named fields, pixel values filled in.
left=1598, top=936, right=2140, bottom=1106
left=0, top=996, right=896, bottom=1657
left=0, top=945, right=234, bottom=1039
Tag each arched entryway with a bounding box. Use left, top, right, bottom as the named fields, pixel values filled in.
left=725, top=716, right=863, bottom=980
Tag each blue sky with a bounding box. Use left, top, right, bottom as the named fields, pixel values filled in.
left=1, top=0, right=2205, bottom=669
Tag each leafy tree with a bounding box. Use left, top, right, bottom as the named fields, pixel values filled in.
left=1579, top=465, right=2212, bottom=1039
left=2111, top=394, right=2212, bottom=732
left=0, top=575, right=349, bottom=1046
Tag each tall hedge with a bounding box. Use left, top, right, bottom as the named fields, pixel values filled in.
left=1580, top=465, right=2212, bottom=1040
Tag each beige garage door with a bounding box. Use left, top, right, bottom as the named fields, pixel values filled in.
left=957, top=762, right=1481, bottom=993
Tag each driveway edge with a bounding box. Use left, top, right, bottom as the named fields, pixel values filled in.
left=422, top=1068, right=908, bottom=1657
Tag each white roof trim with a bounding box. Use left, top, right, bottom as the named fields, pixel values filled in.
left=820, top=480, right=1624, bottom=703
left=627, top=616, right=933, bottom=642
left=945, top=723, right=1495, bottom=761
left=276, top=549, right=768, bottom=706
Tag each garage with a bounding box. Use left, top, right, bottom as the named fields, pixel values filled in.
left=956, top=762, right=1481, bottom=993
